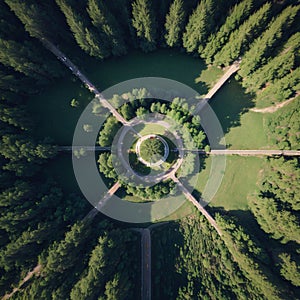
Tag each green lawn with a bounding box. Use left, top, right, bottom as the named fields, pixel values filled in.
left=207, top=78, right=274, bottom=149
left=190, top=156, right=262, bottom=211
left=224, top=111, right=271, bottom=149
left=134, top=123, right=166, bottom=136
left=86, top=48, right=206, bottom=94
left=27, top=77, right=94, bottom=145
left=208, top=156, right=263, bottom=210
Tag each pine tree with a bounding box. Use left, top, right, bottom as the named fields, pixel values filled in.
left=105, top=0, right=133, bottom=44
left=0, top=39, right=63, bottom=81
left=239, top=5, right=300, bottom=78
left=87, top=0, right=127, bottom=56
left=255, top=67, right=300, bottom=107
left=131, top=0, right=157, bottom=52
left=242, top=32, right=300, bottom=91
left=266, top=96, right=300, bottom=150
left=213, top=2, right=272, bottom=66
left=55, top=0, right=108, bottom=58
left=164, top=0, right=186, bottom=47
left=202, top=0, right=254, bottom=63
left=249, top=157, right=300, bottom=243
left=182, top=0, right=215, bottom=53
left=4, top=0, right=70, bottom=43
left=279, top=253, right=300, bottom=287
left=0, top=1, right=27, bottom=41
left=0, top=103, right=32, bottom=130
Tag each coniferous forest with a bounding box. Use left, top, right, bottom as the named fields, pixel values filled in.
left=0, top=0, right=299, bottom=299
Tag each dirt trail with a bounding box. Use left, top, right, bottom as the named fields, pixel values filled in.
left=250, top=93, right=299, bottom=113
left=2, top=265, right=41, bottom=300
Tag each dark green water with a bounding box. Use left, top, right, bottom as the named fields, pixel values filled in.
left=28, top=49, right=205, bottom=145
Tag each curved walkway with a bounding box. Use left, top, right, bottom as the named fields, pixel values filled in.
left=135, top=135, right=169, bottom=167
left=115, top=118, right=184, bottom=184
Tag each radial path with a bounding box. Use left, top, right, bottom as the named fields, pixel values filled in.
left=41, top=38, right=128, bottom=125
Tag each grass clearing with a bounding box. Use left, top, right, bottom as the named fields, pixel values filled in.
left=27, top=77, right=93, bottom=145
left=189, top=156, right=262, bottom=211
left=224, top=111, right=271, bottom=149
left=208, top=156, right=262, bottom=210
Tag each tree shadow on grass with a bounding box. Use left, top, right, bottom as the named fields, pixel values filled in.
left=151, top=222, right=184, bottom=300
left=209, top=79, right=255, bottom=135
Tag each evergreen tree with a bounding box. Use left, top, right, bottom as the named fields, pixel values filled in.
left=0, top=39, right=63, bottom=81
left=279, top=253, right=300, bottom=287
left=0, top=103, right=32, bottom=130
left=70, top=229, right=137, bottom=300
left=242, top=32, right=300, bottom=91
left=4, top=0, right=70, bottom=43
left=0, top=134, right=57, bottom=164
left=0, top=66, right=37, bottom=95
left=255, top=67, right=300, bottom=107
left=182, top=0, right=215, bottom=53
left=55, top=0, right=108, bottom=58
left=214, top=2, right=272, bottom=66
left=131, top=0, right=157, bottom=52
left=266, top=96, right=300, bottom=150
left=216, top=215, right=282, bottom=300
left=105, top=0, right=133, bottom=45
left=249, top=157, right=300, bottom=243
left=202, top=0, right=254, bottom=63
left=0, top=1, right=27, bottom=41
left=87, top=0, right=127, bottom=56
left=239, top=5, right=300, bottom=78
left=164, top=0, right=186, bottom=47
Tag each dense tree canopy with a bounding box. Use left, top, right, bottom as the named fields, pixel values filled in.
left=266, top=96, right=300, bottom=149
left=139, top=137, right=165, bottom=162
left=249, top=157, right=300, bottom=243
left=213, top=2, right=272, bottom=66
left=239, top=5, right=300, bottom=78
left=202, top=0, right=255, bottom=63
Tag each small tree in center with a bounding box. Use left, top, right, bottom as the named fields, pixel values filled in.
left=139, top=137, right=165, bottom=163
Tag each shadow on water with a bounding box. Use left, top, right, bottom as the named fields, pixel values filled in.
left=209, top=79, right=255, bottom=135
left=195, top=80, right=209, bottom=96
